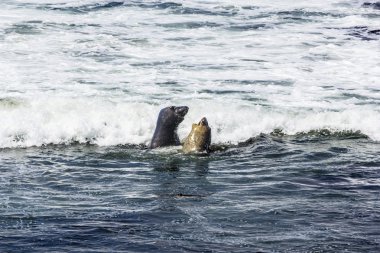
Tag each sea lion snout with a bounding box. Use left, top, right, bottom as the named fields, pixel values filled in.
left=174, top=106, right=189, bottom=118
left=199, top=117, right=208, bottom=126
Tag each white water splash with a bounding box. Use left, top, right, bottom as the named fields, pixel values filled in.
left=0, top=0, right=379, bottom=147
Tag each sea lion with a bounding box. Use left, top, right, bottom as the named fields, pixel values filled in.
left=150, top=106, right=189, bottom=148
left=182, top=117, right=211, bottom=154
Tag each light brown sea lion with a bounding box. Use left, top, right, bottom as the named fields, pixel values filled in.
left=182, top=117, right=211, bottom=154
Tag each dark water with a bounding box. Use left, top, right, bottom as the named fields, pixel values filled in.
left=1, top=135, right=379, bottom=252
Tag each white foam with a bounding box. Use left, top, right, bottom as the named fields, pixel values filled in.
left=0, top=96, right=379, bottom=148
left=0, top=0, right=379, bottom=147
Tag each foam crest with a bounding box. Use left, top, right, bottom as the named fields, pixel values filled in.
left=182, top=101, right=380, bottom=143
left=0, top=97, right=379, bottom=148
left=0, top=97, right=157, bottom=148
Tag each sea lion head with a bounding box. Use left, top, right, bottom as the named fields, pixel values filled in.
left=199, top=117, right=208, bottom=126
left=194, top=117, right=211, bottom=138
left=158, top=106, right=189, bottom=128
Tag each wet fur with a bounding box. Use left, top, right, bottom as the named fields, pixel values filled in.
left=150, top=106, right=188, bottom=148
left=182, top=117, right=211, bottom=154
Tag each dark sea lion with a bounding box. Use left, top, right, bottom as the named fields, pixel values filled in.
left=150, top=106, right=189, bottom=148
left=182, top=117, right=211, bottom=154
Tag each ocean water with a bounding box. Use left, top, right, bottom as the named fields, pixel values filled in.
left=0, top=0, right=379, bottom=252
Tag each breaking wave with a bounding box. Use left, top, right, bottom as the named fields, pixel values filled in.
left=0, top=96, right=378, bottom=148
